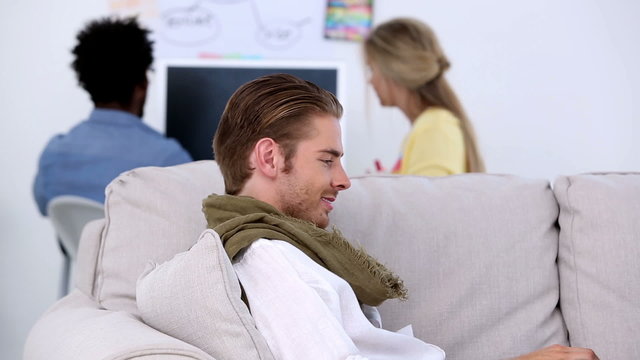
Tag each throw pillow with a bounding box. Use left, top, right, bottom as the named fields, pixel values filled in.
left=136, top=229, right=274, bottom=360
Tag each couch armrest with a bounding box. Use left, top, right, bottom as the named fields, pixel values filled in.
left=75, top=218, right=104, bottom=296
left=24, top=290, right=215, bottom=360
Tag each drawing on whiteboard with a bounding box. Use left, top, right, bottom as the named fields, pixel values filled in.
left=110, top=0, right=332, bottom=59
left=161, top=4, right=220, bottom=46
left=159, top=0, right=309, bottom=50
left=249, top=0, right=311, bottom=50
left=255, top=17, right=310, bottom=49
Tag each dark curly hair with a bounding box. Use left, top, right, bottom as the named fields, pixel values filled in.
left=71, top=16, right=153, bottom=107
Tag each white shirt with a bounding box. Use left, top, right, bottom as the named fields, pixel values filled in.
left=233, top=239, right=445, bottom=360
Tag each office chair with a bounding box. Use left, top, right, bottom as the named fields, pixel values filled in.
left=47, top=195, right=104, bottom=297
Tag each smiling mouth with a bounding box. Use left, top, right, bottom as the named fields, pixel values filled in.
left=321, top=196, right=335, bottom=211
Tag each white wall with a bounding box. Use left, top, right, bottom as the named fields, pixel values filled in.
left=0, top=2, right=107, bottom=359
left=361, top=0, right=640, bottom=178
left=1, top=1, right=638, bottom=359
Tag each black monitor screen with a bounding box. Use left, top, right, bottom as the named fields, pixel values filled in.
left=164, top=64, right=340, bottom=161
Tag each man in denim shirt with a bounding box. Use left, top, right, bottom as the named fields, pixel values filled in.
left=33, top=16, right=192, bottom=216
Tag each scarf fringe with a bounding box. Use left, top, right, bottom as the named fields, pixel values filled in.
left=275, top=214, right=408, bottom=301
left=327, top=226, right=408, bottom=301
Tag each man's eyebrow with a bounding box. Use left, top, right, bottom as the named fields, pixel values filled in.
left=318, top=148, right=344, bottom=158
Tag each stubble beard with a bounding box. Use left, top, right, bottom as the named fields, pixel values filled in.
left=278, top=175, right=328, bottom=229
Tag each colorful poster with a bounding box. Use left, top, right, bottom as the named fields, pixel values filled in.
left=324, top=0, right=373, bottom=41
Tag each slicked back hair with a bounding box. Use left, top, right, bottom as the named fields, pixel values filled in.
left=213, top=73, right=343, bottom=195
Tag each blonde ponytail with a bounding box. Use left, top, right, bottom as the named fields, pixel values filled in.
left=365, top=18, right=485, bottom=172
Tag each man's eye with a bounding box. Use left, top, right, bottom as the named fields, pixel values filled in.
left=321, top=159, right=334, bottom=166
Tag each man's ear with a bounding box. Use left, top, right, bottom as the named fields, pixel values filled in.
left=252, top=138, right=282, bottom=179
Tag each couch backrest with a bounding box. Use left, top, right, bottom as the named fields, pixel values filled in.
left=75, top=161, right=568, bottom=359
left=330, top=173, right=568, bottom=360
left=77, top=160, right=225, bottom=315
left=554, top=173, right=640, bottom=360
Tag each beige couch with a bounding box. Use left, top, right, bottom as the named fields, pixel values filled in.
left=24, top=161, right=640, bottom=359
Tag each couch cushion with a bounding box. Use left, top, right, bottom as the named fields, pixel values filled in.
left=136, top=229, right=274, bottom=360
left=96, top=160, right=225, bottom=315
left=330, top=174, right=568, bottom=360
left=554, top=173, right=640, bottom=359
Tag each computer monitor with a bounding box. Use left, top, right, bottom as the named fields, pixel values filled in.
left=156, top=59, right=346, bottom=161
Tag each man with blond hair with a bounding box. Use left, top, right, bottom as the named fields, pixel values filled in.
left=203, top=73, right=597, bottom=360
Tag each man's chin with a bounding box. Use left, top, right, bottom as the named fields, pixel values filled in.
left=284, top=210, right=327, bottom=229
left=315, top=215, right=329, bottom=229
left=304, top=214, right=328, bottom=229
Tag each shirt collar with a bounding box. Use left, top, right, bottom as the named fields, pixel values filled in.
left=88, top=108, right=142, bottom=125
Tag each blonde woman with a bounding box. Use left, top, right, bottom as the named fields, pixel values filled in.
left=364, top=17, right=485, bottom=176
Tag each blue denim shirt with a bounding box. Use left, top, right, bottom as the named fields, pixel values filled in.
left=33, top=108, right=192, bottom=215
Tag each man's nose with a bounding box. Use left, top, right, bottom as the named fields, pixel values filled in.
left=333, top=164, right=351, bottom=191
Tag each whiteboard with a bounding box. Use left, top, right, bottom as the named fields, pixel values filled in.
left=109, top=0, right=340, bottom=60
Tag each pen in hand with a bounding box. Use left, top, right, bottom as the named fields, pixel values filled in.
left=374, top=159, right=385, bottom=172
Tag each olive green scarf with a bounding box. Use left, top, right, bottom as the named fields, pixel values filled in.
left=202, top=193, right=407, bottom=306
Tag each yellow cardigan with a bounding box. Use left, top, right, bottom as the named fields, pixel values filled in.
left=392, top=107, right=466, bottom=176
